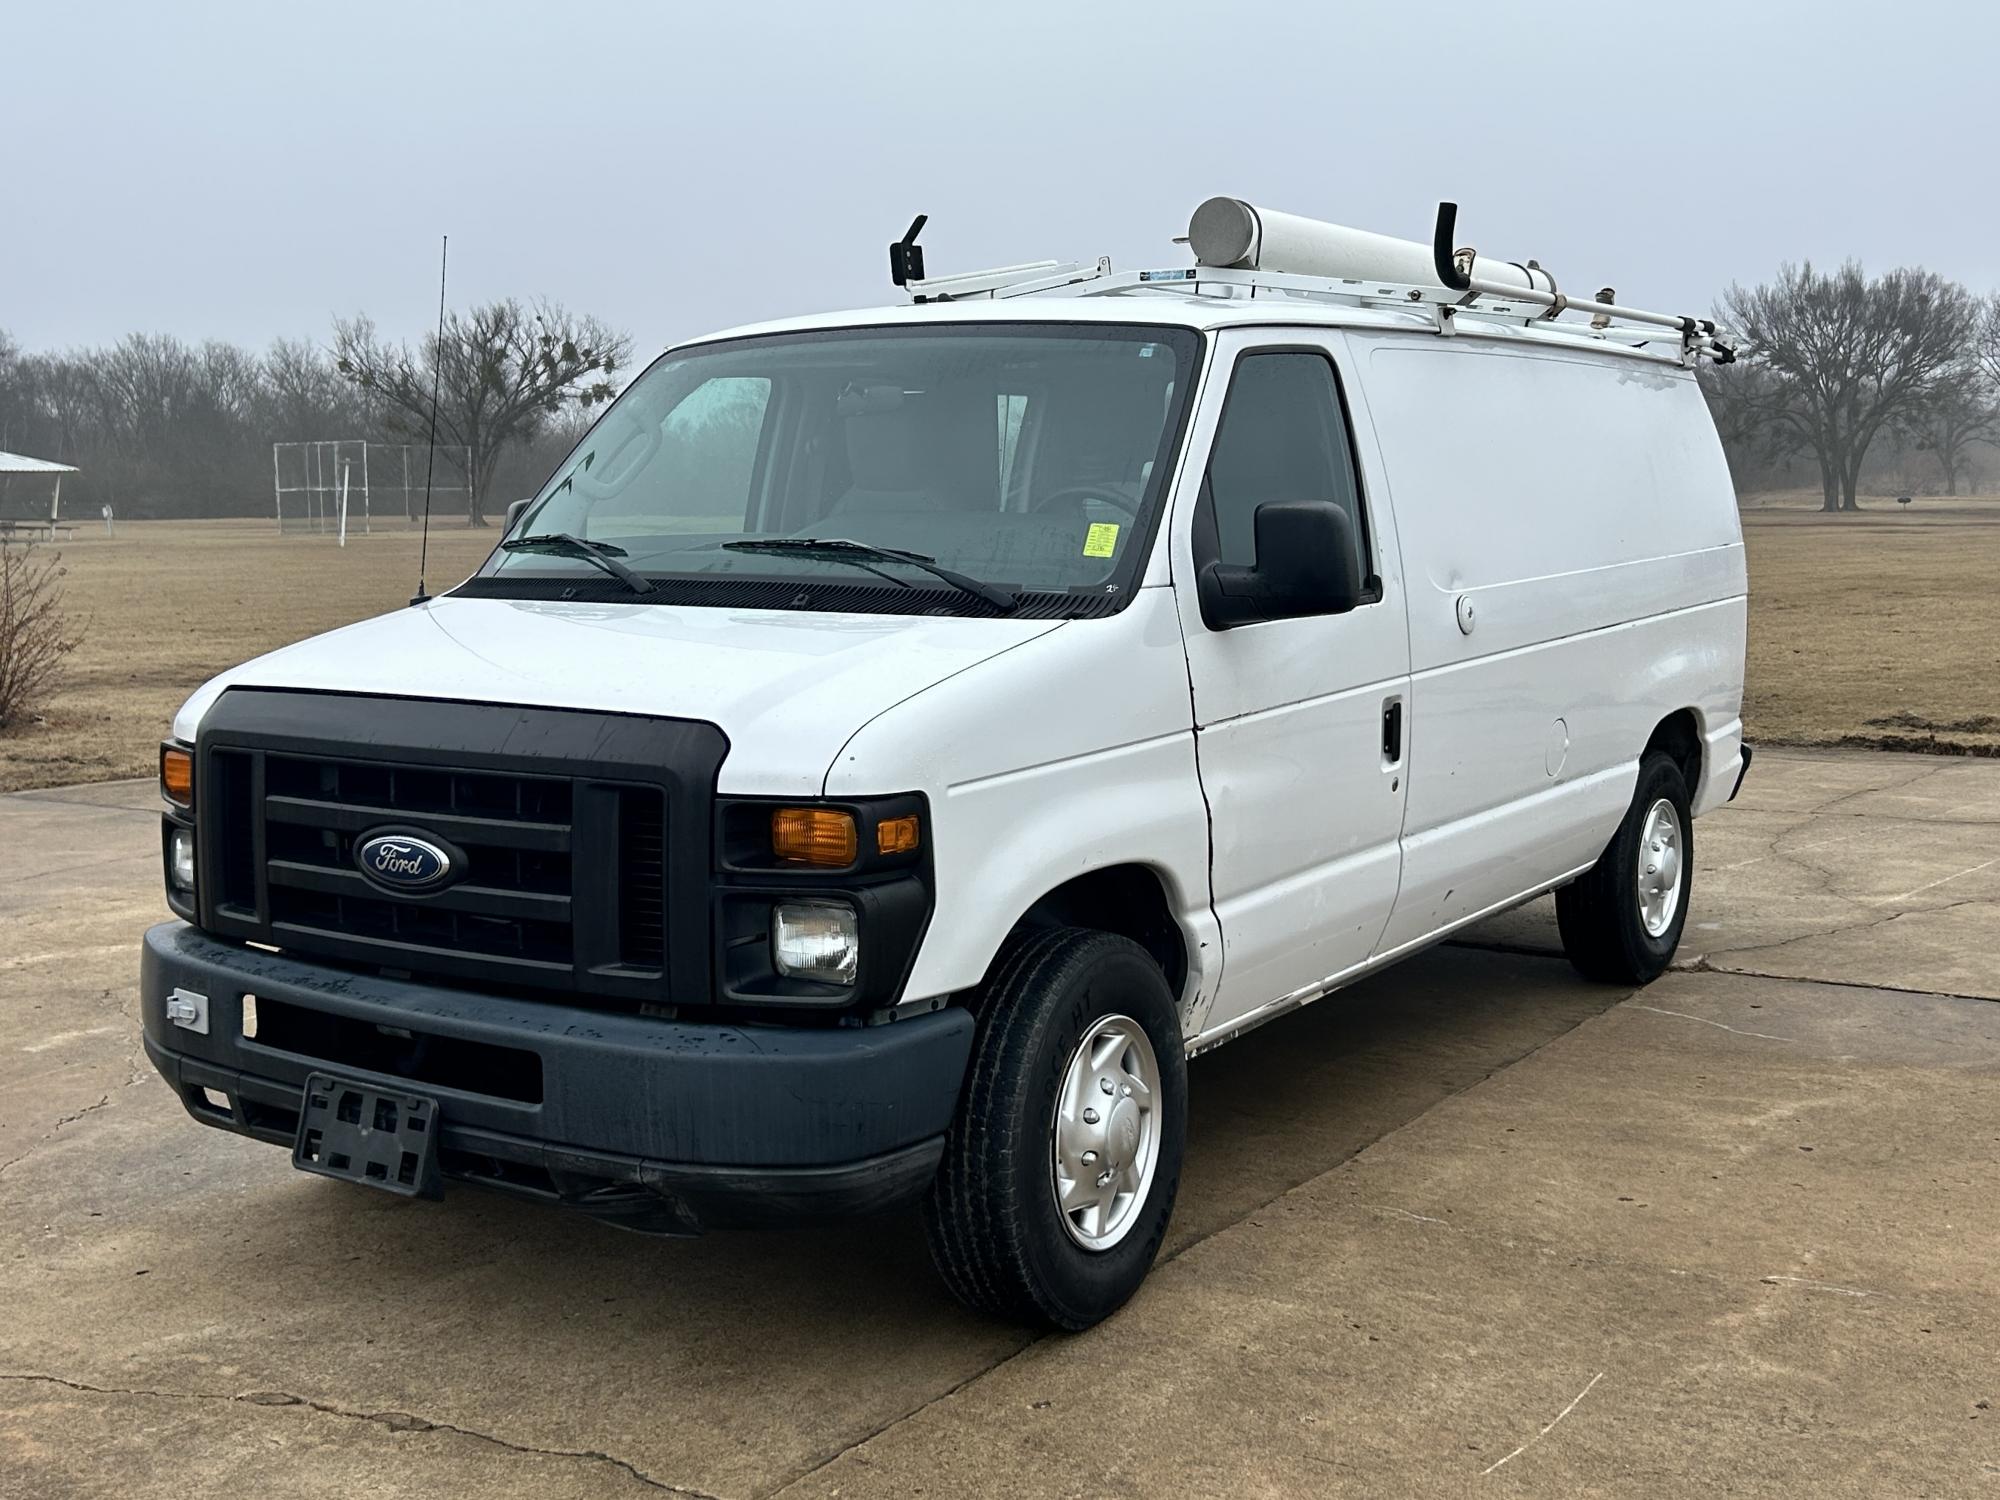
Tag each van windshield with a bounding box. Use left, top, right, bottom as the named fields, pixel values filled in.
left=469, top=323, right=1200, bottom=614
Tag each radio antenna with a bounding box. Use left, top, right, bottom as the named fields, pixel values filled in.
left=410, top=234, right=449, bottom=607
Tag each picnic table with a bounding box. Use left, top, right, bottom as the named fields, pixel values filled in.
left=0, top=518, right=78, bottom=543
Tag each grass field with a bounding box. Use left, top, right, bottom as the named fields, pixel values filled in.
left=1, top=497, right=1996, bottom=792
left=1740, top=491, right=2000, bottom=757
left=0, top=519, right=496, bottom=792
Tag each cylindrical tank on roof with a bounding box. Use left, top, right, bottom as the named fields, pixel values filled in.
left=1187, top=197, right=1554, bottom=294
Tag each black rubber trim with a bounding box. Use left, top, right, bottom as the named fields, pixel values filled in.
left=1730, top=742, right=1753, bottom=802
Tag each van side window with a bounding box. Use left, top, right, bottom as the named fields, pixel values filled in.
left=1201, top=351, right=1369, bottom=584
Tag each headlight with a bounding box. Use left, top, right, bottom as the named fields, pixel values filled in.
left=169, top=826, right=196, bottom=894
left=771, top=903, right=859, bottom=985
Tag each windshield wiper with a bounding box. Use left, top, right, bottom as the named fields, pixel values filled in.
left=500, top=533, right=654, bottom=596
left=721, top=538, right=1017, bottom=611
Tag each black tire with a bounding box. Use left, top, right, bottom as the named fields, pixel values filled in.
left=1556, top=749, right=1694, bottom=985
left=922, top=927, right=1187, bottom=1331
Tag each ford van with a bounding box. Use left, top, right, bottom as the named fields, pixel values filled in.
left=141, top=201, right=1749, bottom=1328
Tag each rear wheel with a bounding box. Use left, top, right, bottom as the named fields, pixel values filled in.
left=1556, top=750, right=1694, bottom=984
left=923, top=927, right=1186, bottom=1330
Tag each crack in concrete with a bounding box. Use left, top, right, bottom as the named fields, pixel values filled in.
left=0, top=1373, right=722, bottom=1498
left=1480, top=1369, right=1605, bottom=1476
left=0, top=1094, right=111, bottom=1181
left=1729, top=809, right=2000, bottom=829
left=52, top=1095, right=110, bottom=1129
left=1671, top=897, right=1993, bottom=985
left=763, top=1349, right=1032, bottom=1500
left=1670, top=898, right=1985, bottom=975
left=1627, top=1005, right=1794, bottom=1042
left=1682, top=954, right=1998, bottom=1007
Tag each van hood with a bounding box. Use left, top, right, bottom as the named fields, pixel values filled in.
left=174, top=596, right=1065, bottom=797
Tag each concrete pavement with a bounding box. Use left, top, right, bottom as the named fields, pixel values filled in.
left=2, top=749, right=1996, bottom=1498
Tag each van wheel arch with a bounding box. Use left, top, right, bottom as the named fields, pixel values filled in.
left=998, top=865, right=1191, bottom=1008
left=1645, top=709, right=1703, bottom=798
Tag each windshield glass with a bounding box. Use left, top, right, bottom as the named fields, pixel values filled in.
left=473, top=323, right=1200, bottom=612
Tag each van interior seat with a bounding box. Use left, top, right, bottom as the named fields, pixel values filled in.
left=833, top=387, right=998, bottom=516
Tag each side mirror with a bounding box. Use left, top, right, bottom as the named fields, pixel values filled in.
left=1198, top=500, right=1363, bottom=630
left=504, top=497, right=533, bottom=535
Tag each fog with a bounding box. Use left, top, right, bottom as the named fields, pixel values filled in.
left=5, top=0, right=1996, bottom=355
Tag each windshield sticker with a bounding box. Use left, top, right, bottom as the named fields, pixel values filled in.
left=1083, top=522, right=1121, bottom=558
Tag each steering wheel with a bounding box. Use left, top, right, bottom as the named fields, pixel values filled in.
left=1028, top=485, right=1143, bottom=519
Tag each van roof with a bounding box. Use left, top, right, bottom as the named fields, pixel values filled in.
left=683, top=291, right=1428, bottom=343
left=674, top=288, right=1700, bottom=371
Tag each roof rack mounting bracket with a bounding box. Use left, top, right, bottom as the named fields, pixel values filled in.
left=889, top=214, right=928, bottom=289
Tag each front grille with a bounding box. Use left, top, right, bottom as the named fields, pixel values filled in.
left=194, top=692, right=727, bottom=1011
left=262, top=753, right=578, bottom=971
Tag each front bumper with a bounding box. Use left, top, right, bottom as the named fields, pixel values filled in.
left=140, top=921, right=973, bottom=1233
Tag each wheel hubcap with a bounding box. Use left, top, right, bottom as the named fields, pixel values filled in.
left=1051, top=1016, right=1161, bottom=1251
left=1636, top=797, right=1685, bottom=937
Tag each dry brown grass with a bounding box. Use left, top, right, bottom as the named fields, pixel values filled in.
left=1, top=497, right=1995, bottom=792
left=1742, top=491, right=2000, bottom=757
left=0, top=519, right=496, bottom=791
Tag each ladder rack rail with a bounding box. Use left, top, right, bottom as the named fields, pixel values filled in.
left=903, top=261, right=1730, bottom=365
left=895, top=201, right=1734, bottom=366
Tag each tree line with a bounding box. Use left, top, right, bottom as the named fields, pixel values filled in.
left=4, top=266, right=1997, bottom=525
left=0, top=300, right=630, bottom=526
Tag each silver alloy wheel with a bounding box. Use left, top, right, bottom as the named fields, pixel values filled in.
left=1051, top=1015, right=1162, bottom=1251
left=1636, top=796, right=1685, bottom=937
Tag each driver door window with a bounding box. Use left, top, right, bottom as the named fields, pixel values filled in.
left=1199, top=351, right=1370, bottom=587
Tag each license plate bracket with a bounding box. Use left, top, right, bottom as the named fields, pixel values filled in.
left=293, top=1072, right=442, bottom=1199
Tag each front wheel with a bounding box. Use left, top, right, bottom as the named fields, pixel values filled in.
left=1556, top=750, right=1694, bottom=984
left=923, top=928, right=1187, bottom=1330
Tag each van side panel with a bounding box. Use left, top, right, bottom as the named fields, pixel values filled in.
left=1354, top=336, right=1746, bottom=953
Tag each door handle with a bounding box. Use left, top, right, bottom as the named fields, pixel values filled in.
left=1381, top=699, right=1403, bottom=765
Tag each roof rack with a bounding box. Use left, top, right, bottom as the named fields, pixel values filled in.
left=889, top=202, right=1734, bottom=366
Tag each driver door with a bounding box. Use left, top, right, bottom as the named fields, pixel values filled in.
left=1175, top=331, right=1411, bottom=1036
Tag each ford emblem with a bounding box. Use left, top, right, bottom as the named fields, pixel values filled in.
left=356, top=832, right=455, bottom=892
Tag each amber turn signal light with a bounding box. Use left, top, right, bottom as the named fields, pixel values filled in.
left=771, top=807, right=858, bottom=866
left=876, top=814, right=920, bottom=856
left=160, top=744, right=194, bottom=808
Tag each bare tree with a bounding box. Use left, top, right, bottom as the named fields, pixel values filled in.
left=0, top=543, right=81, bottom=730
left=1722, top=262, right=1981, bottom=512
left=1978, top=294, right=2000, bottom=390
left=261, top=337, right=377, bottom=441
left=333, top=300, right=629, bottom=526
left=0, top=330, right=23, bottom=451
left=1896, top=362, right=1999, bottom=495
left=1697, top=358, right=1801, bottom=492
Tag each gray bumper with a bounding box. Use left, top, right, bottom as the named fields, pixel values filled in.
left=140, top=921, right=973, bottom=1231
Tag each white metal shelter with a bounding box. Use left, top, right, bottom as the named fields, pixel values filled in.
left=0, top=450, right=79, bottom=539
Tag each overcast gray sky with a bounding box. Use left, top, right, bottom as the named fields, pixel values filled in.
left=5, top=0, right=1995, bottom=359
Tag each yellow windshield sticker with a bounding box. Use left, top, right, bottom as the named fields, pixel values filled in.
left=1083, top=522, right=1120, bottom=558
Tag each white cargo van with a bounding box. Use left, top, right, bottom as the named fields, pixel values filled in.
left=143, top=201, right=1748, bottom=1329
